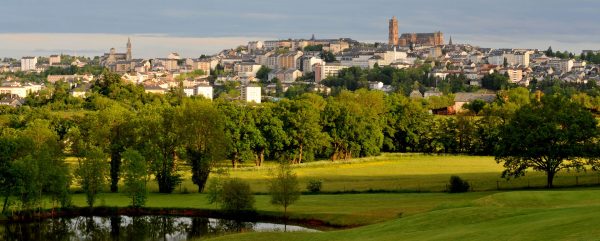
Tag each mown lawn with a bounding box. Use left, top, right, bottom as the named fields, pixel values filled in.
left=205, top=189, right=600, bottom=241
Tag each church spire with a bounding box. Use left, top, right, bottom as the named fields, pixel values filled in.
left=449, top=36, right=453, bottom=45
left=126, top=37, right=132, bottom=61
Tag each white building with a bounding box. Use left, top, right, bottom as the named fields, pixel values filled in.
left=340, top=55, right=372, bottom=69
left=247, top=41, right=264, bottom=52
left=21, top=57, right=38, bottom=72
left=0, top=82, right=43, bottom=98
left=301, top=56, right=325, bottom=74
left=241, top=86, right=261, bottom=103
left=488, top=54, right=504, bottom=66
left=195, top=84, right=213, bottom=100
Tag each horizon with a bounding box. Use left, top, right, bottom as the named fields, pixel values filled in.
left=1, top=0, right=599, bottom=58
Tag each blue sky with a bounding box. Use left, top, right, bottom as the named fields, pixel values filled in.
left=1, top=0, right=599, bottom=58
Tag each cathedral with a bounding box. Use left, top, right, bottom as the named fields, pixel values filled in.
left=388, top=17, right=445, bottom=47
left=100, top=38, right=132, bottom=66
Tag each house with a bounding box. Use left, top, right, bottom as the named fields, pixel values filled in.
left=314, top=63, right=349, bottom=82
left=167, top=52, right=181, bottom=60
left=424, top=89, right=443, bottom=98
left=49, top=55, right=61, bottom=65
left=453, top=92, right=496, bottom=112
left=234, top=62, right=262, bottom=78
left=278, top=51, right=303, bottom=70
left=144, top=85, right=168, bottom=95
left=47, top=74, right=94, bottom=84
left=191, top=59, right=212, bottom=76
left=0, top=95, right=25, bottom=107
left=268, top=69, right=303, bottom=83
left=0, top=82, right=43, bottom=98
left=409, top=90, right=423, bottom=99
left=300, top=56, right=324, bottom=74
left=70, top=83, right=91, bottom=98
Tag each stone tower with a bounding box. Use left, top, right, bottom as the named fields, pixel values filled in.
left=389, top=17, right=399, bottom=46
left=126, top=38, right=132, bottom=61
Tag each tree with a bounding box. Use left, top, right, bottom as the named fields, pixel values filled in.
left=135, top=103, right=182, bottom=193
left=320, top=51, right=337, bottom=63
left=177, top=99, right=227, bottom=192
left=481, top=73, right=510, bottom=91
left=251, top=104, right=288, bottom=166
left=256, top=66, right=272, bottom=84
left=463, top=99, right=487, bottom=115
left=323, top=90, right=385, bottom=160
left=545, top=46, right=554, bottom=57
left=383, top=93, right=433, bottom=152
left=218, top=101, right=261, bottom=168
left=495, top=95, right=600, bottom=188
left=269, top=162, right=300, bottom=218
left=70, top=103, right=133, bottom=193
left=276, top=96, right=328, bottom=164
left=10, top=120, right=71, bottom=211
left=76, top=147, right=108, bottom=208
left=122, top=149, right=148, bottom=208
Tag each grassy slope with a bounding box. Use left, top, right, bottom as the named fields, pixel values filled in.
left=206, top=189, right=600, bottom=241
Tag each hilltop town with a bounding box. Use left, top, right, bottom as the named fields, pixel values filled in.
left=1, top=17, right=599, bottom=109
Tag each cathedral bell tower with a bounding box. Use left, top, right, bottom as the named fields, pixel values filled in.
left=126, top=38, right=132, bottom=61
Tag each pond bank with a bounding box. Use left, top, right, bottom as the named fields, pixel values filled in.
left=2, top=207, right=352, bottom=231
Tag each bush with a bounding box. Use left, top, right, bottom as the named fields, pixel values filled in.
left=448, top=175, right=470, bottom=193
left=306, top=179, right=323, bottom=193
left=218, top=178, right=255, bottom=212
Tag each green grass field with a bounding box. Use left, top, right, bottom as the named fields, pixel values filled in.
left=56, top=154, right=600, bottom=241
left=205, top=189, right=600, bottom=241
left=132, top=154, right=599, bottom=193
left=66, top=154, right=600, bottom=193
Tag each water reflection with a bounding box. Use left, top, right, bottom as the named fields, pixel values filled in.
left=0, top=215, right=317, bottom=241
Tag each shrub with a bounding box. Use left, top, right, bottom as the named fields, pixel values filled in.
left=448, top=175, right=470, bottom=193
left=306, top=179, right=323, bottom=193
left=217, top=178, right=255, bottom=212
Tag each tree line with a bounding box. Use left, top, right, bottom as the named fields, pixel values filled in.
left=1, top=71, right=599, bottom=214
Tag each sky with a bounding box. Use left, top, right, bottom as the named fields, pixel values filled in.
left=0, top=0, right=599, bottom=58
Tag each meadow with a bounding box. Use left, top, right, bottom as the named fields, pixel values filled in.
left=92, top=153, right=599, bottom=194
left=52, top=154, right=600, bottom=240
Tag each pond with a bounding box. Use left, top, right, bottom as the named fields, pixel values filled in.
left=0, top=215, right=319, bottom=241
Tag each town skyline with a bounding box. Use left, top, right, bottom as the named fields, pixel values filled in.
left=1, top=0, right=599, bottom=57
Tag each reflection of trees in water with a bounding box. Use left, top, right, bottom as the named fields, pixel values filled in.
left=1, top=218, right=75, bottom=241
left=212, top=219, right=254, bottom=234
left=1, top=215, right=263, bottom=241
left=187, top=217, right=209, bottom=239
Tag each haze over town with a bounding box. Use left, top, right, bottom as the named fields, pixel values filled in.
left=1, top=0, right=599, bottom=57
